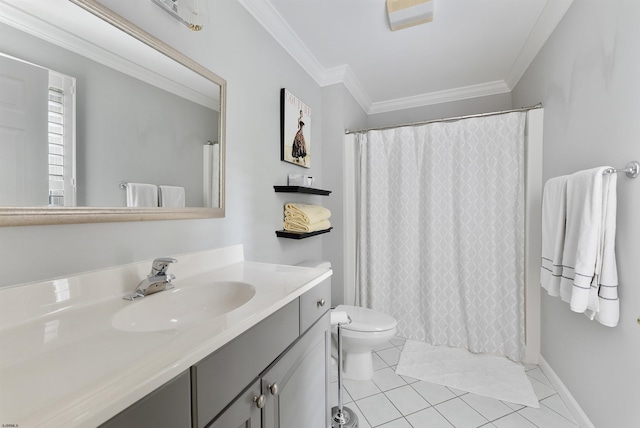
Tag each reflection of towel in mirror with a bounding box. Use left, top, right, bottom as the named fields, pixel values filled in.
left=126, top=183, right=158, bottom=207
left=284, top=218, right=331, bottom=233
left=284, top=203, right=331, bottom=224
left=159, top=185, right=186, bottom=208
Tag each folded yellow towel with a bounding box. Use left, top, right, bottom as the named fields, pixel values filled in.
left=284, top=203, right=331, bottom=224
left=284, top=218, right=331, bottom=233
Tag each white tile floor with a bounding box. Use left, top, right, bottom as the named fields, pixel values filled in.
left=331, top=337, right=579, bottom=428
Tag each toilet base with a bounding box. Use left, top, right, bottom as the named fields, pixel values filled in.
left=343, top=350, right=375, bottom=381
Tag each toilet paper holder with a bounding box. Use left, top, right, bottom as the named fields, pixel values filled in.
left=331, top=309, right=358, bottom=427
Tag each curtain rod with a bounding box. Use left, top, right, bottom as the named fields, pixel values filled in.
left=345, top=103, right=543, bottom=135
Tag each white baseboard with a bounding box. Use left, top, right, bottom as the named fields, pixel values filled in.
left=538, top=355, right=595, bottom=428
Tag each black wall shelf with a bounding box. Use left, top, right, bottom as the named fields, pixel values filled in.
left=275, top=185, right=332, bottom=239
left=275, top=228, right=332, bottom=239
left=273, top=186, right=331, bottom=196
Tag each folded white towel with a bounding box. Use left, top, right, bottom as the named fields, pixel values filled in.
left=284, top=203, right=331, bottom=224
left=159, top=185, right=186, bottom=208
left=540, top=175, right=569, bottom=297
left=126, top=183, right=158, bottom=208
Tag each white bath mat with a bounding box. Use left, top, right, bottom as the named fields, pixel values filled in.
left=395, top=340, right=539, bottom=408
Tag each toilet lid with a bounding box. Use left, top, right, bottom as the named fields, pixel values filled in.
left=334, top=305, right=397, bottom=333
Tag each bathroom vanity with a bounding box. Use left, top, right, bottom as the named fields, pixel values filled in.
left=0, top=245, right=332, bottom=427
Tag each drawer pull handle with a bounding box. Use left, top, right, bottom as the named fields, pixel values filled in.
left=269, top=383, right=279, bottom=396
left=253, top=395, right=265, bottom=408
left=317, top=298, right=326, bottom=307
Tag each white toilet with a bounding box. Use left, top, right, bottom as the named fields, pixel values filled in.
left=295, top=260, right=398, bottom=381
left=332, top=304, right=397, bottom=381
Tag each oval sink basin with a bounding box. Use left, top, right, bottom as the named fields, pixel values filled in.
left=112, top=281, right=256, bottom=332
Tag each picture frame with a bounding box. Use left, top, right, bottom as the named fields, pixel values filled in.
left=281, top=88, right=311, bottom=168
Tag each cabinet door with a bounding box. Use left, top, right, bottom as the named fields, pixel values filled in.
left=208, top=380, right=262, bottom=428
left=262, top=311, right=330, bottom=428
left=193, top=300, right=299, bottom=427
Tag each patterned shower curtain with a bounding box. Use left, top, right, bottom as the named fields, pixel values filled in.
left=357, top=112, right=526, bottom=361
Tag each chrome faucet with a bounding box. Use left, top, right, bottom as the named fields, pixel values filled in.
left=123, top=257, right=177, bottom=301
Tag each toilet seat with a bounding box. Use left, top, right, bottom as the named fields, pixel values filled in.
left=334, top=305, right=397, bottom=333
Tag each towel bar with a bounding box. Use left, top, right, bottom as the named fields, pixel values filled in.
left=603, top=161, right=639, bottom=178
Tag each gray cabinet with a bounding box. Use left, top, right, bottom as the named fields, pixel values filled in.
left=207, top=380, right=261, bottom=428
left=193, top=300, right=300, bottom=427
left=99, top=371, right=191, bottom=428
left=198, top=278, right=331, bottom=428
left=262, top=311, right=330, bottom=428
left=99, top=278, right=331, bottom=428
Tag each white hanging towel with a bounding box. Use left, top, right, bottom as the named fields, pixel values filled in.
left=540, top=175, right=569, bottom=297
left=126, top=183, right=158, bottom=207
left=158, top=185, right=186, bottom=208
left=561, top=167, right=619, bottom=327
left=560, top=168, right=603, bottom=304
left=593, top=173, right=619, bottom=327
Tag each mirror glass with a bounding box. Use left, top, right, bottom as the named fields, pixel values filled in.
left=0, top=0, right=225, bottom=225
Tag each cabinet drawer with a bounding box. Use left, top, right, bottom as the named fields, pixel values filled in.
left=299, top=278, right=331, bottom=334
left=193, top=299, right=299, bottom=428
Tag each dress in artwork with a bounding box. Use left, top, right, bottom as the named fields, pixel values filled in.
left=291, top=110, right=307, bottom=165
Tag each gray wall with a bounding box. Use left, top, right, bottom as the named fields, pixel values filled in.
left=0, top=0, right=326, bottom=287
left=321, top=84, right=367, bottom=306
left=512, top=1, right=640, bottom=426
left=366, top=93, right=512, bottom=129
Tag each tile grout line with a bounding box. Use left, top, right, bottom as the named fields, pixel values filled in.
left=365, top=345, right=418, bottom=427
left=488, top=409, right=528, bottom=426
left=351, top=398, right=375, bottom=428
left=345, top=337, right=577, bottom=428
left=433, top=394, right=490, bottom=428
left=516, top=408, right=545, bottom=428
left=539, top=393, right=580, bottom=425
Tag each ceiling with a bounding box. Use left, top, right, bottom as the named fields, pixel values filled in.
left=237, top=0, right=573, bottom=114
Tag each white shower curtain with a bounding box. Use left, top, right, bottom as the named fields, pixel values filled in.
left=357, top=112, right=526, bottom=361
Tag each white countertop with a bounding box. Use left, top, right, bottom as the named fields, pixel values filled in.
left=0, top=245, right=332, bottom=427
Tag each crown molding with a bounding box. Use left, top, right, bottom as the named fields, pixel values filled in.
left=237, top=0, right=373, bottom=112
left=237, top=0, right=327, bottom=86
left=504, top=0, right=574, bottom=89
left=368, top=80, right=511, bottom=115
left=239, top=0, right=570, bottom=115
left=341, top=66, right=373, bottom=113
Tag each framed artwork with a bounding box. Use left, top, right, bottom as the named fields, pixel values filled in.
left=281, top=88, right=311, bottom=168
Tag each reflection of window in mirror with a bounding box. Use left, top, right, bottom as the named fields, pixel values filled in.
left=47, top=71, right=76, bottom=207
left=0, top=54, right=76, bottom=207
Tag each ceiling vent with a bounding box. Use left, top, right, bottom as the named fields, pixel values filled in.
left=386, top=0, right=433, bottom=31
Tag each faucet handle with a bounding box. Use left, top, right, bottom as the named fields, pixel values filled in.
left=150, top=257, right=177, bottom=276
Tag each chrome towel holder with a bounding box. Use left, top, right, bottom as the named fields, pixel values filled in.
left=603, top=161, right=639, bottom=178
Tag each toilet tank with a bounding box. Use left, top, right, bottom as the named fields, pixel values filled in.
left=296, top=260, right=331, bottom=269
